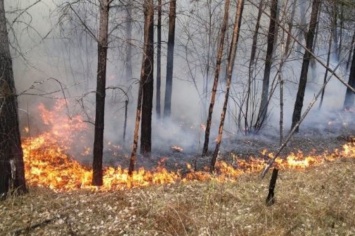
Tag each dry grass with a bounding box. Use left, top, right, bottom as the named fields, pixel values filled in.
left=1, top=158, right=355, bottom=235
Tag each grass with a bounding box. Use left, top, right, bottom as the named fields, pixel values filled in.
left=1, top=158, right=355, bottom=235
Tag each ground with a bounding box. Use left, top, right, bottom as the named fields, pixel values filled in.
left=1, top=111, right=355, bottom=235
left=1, top=157, right=355, bottom=235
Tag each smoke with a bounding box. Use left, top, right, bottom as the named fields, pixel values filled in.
left=7, top=0, right=354, bottom=165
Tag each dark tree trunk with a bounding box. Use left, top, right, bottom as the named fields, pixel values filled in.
left=254, top=0, right=278, bottom=130
left=202, top=0, right=230, bottom=157
left=129, top=0, right=154, bottom=173
left=343, top=43, right=355, bottom=109
left=210, top=0, right=244, bottom=172
left=156, top=0, right=162, bottom=118
left=0, top=0, right=27, bottom=198
left=291, top=0, right=321, bottom=132
left=140, top=0, right=154, bottom=155
left=163, top=0, right=176, bottom=118
left=92, top=0, right=110, bottom=186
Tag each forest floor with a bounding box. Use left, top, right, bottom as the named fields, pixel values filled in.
left=1, top=111, right=355, bottom=235
left=1, top=156, right=355, bottom=235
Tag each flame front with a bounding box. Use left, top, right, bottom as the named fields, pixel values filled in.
left=22, top=100, right=355, bottom=191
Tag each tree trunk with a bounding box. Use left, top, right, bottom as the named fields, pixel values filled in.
left=0, top=0, right=27, bottom=198
left=246, top=0, right=264, bottom=133
left=124, top=0, right=133, bottom=81
left=331, top=2, right=339, bottom=60
left=156, top=0, right=162, bottom=118
left=343, top=42, right=355, bottom=109
left=285, top=0, right=297, bottom=56
left=140, top=0, right=154, bottom=155
left=92, top=0, right=110, bottom=186
left=202, top=0, right=230, bottom=157
left=291, top=0, right=321, bottom=132
left=254, top=0, right=279, bottom=130
left=319, top=26, right=333, bottom=109
left=210, top=0, right=244, bottom=172
left=163, top=0, right=176, bottom=118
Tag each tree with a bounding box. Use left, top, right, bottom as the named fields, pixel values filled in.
left=0, top=0, right=27, bottom=198
left=92, top=0, right=110, bottom=186
left=124, top=0, right=133, bottom=81
left=291, top=0, right=321, bottom=132
left=343, top=42, right=355, bottom=109
left=254, top=0, right=279, bottom=130
left=202, top=0, right=230, bottom=156
left=163, top=0, right=176, bottom=118
left=140, top=0, right=154, bottom=155
left=210, top=0, right=244, bottom=172
left=156, top=0, right=162, bottom=118
left=245, top=0, right=264, bottom=133
left=129, top=0, right=154, bottom=174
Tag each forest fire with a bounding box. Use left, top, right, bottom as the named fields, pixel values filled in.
left=21, top=100, right=355, bottom=192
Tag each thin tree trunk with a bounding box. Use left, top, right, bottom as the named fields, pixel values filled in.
left=125, top=0, right=133, bottom=80
left=202, top=0, right=230, bottom=157
left=128, top=83, right=143, bottom=175
left=163, top=0, right=176, bottom=118
left=129, top=0, right=154, bottom=174
left=331, top=2, right=339, bottom=59
left=92, top=0, right=110, bottom=186
left=246, top=0, right=264, bottom=134
left=338, top=3, right=344, bottom=59
left=0, top=0, right=27, bottom=197
left=210, top=0, right=244, bottom=172
left=156, top=0, right=162, bottom=118
left=291, top=0, right=321, bottom=132
left=254, top=0, right=278, bottom=130
left=343, top=42, right=355, bottom=110
left=319, top=28, right=333, bottom=109
left=285, top=0, right=297, bottom=56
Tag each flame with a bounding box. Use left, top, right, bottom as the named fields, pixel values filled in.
left=22, top=100, right=355, bottom=191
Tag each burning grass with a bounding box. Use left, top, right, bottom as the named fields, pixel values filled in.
left=1, top=158, right=355, bottom=235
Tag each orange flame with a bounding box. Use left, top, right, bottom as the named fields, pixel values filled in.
left=22, top=100, right=355, bottom=191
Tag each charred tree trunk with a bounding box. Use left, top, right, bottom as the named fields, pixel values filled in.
left=202, top=0, right=230, bottom=157
left=0, top=0, right=27, bottom=198
left=210, top=0, right=244, bottom=172
left=163, top=0, right=176, bottom=118
left=291, top=0, right=320, bottom=132
left=156, top=0, right=162, bottom=118
left=92, top=0, right=110, bottom=186
left=140, top=0, right=154, bottom=155
left=266, top=168, right=279, bottom=206
left=254, top=0, right=278, bottom=131
left=343, top=43, right=355, bottom=110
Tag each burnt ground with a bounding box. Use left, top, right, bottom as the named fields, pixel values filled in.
left=96, top=110, right=355, bottom=176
